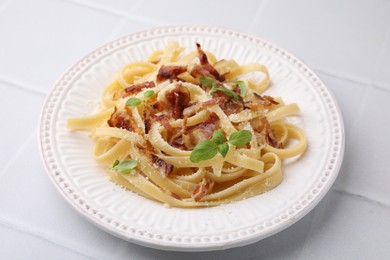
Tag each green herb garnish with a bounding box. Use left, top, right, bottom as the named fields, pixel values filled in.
left=199, top=76, right=217, bottom=88
left=210, top=86, right=239, bottom=102
left=190, top=130, right=252, bottom=162
left=126, top=97, right=142, bottom=107
left=211, top=130, right=226, bottom=145
left=199, top=76, right=239, bottom=102
left=144, top=90, right=155, bottom=99
left=189, top=140, right=218, bottom=163
left=111, top=159, right=138, bottom=174
left=218, top=142, right=229, bottom=158
left=236, top=80, right=246, bottom=97
left=126, top=90, right=155, bottom=107
left=228, top=130, right=252, bottom=147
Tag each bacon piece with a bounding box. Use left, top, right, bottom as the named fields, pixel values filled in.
left=202, top=97, right=225, bottom=107
left=144, top=110, right=172, bottom=134
left=190, top=63, right=210, bottom=79
left=186, top=113, right=219, bottom=148
left=195, top=112, right=219, bottom=138
left=143, top=113, right=152, bottom=134
left=221, top=101, right=243, bottom=116
left=167, top=126, right=185, bottom=149
left=197, top=43, right=209, bottom=66
left=152, top=101, right=165, bottom=112
left=143, top=101, right=172, bottom=134
left=209, top=90, right=244, bottom=116
left=157, top=65, right=187, bottom=83
left=171, top=192, right=182, bottom=200
left=254, top=93, right=279, bottom=107
left=258, top=117, right=283, bottom=148
left=124, top=81, right=155, bottom=96
left=107, top=107, right=132, bottom=131
left=191, top=178, right=214, bottom=202
left=155, top=114, right=172, bottom=130
left=152, top=154, right=173, bottom=176
left=199, top=84, right=245, bottom=115
left=165, top=84, right=191, bottom=119
left=196, top=43, right=225, bottom=82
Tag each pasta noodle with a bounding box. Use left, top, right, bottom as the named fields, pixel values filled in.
left=67, top=41, right=307, bottom=207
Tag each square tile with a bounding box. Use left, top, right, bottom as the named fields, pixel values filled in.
left=373, top=29, right=390, bottom=91
left=297, top=190, right=390, bottom=259
left=0, top=137, right=125, bottom=260
left=251, top=0, right=390, bottom=82
left=334, top=86, right=390, bottom=205
left=0, top=0, right=122, bottom=93
left=0, top=81, right=44, bottom=168
left=130, top=0, right=265, bottom=32
left=68, top=0, right=142, bottom=15
left=106, top=17, right=155, bottom=39
left=316, top=72, right=370, bottom=135
left=0, top=222, right=90, bottom=260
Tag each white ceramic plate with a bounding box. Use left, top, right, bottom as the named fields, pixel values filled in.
left=39, top=26, right=344, bottom=251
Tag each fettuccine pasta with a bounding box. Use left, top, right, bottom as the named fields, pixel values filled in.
left=67, top=41, right=307, bottom=207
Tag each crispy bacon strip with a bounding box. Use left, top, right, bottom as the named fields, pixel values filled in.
left=107, top=107, right=132, bottom=131
left=143, top=100, right=172, bottom=134
left=170, top=192, right=182, bottom=200
left=152, top=154, right=173, bottom=176
left=196, top=43, right=225, bottom=82
left=156, top=65, right=187, bottom=83
left=165, top=84, right=191, bottom=119
left=191, top=178, right=214, bottom=202
left=185, top=113, right=219, bottom=149
left=261, top=117, right=283, bottom=148
left=190, top=64, right=210, bottom=79
left=209, top=90, right=244, bottom=116
left=167, top=126, right=185, bottom=149
left=254, top=93, right=279, bottom=106
left=124, top=81, right=155, bottom=96
left=201, top=97, right=225, bottom=107
left=143, top=108, right=171, bottom=134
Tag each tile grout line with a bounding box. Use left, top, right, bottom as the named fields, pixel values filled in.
left=64, top=0, right=127, bottom=17
left=313, top=65, right=390, bottom=92
left=0, top=216, right=96, bottom=260
left=248, top=0, right=270, bottom=32
left=0, top=76, right=47, bottom=96
left=105, top=16, right=132, bottom=41
left=64, top=0, right=167, bottom=27
left=331, top=187, right=390, bottom=210
left=368, top=19, right=390, bottom=86
left=312, top=65, right=370, bottom=86
left=0, top=132, right=37, bottom=181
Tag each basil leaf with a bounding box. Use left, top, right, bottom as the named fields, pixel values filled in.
left=111, top=159, right=138, bottom=174
left=211, top=86, right=238, bottom=102
left=144, top=90, right=154, bottom=99
left=126, top=97, right=142, bottom=107
left=211, top=130, right=225, bottom=145
left=228, top=130, right=252, bottom=147
left=236, top=80, right=246, bottom=97
left=199, top=76, right=216, bottom=87
left=190, top=140, right=218, bottom=163
left=218, top=143, right=229, bottom=158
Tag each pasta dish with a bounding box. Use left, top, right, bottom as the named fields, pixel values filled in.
left=67, top=41, right=307, bottom=207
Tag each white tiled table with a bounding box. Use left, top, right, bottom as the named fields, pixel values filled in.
left=1, top=0, right=389, bottom=259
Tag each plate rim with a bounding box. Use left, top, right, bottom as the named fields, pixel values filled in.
left=39, top=25, right=345, bottom=251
